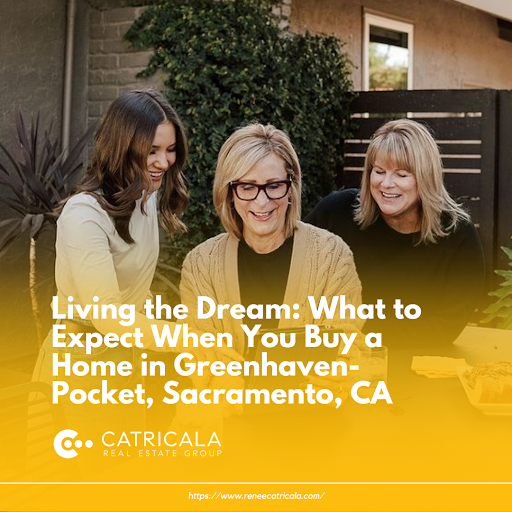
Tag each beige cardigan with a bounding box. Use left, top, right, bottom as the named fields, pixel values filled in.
left=180, top=222, right=364, bottom=355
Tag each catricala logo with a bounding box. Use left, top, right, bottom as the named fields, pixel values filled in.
left=54, top=429, right=93, bottom=459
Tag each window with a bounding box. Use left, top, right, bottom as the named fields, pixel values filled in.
left=363, top=13, right=414, bottom=91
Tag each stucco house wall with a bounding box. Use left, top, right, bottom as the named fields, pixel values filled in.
left=1, top=0, right=511, bottom=149
left=291, top=0, right=512, bottom=90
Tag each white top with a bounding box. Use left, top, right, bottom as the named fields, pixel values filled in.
left=55, top=192, right=159, bottom=313
left=52, top=191, right=180, bottom=354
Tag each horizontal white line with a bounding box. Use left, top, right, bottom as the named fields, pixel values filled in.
left=343, top=168, right=481, bottom=174
left=2, top=481, right=512, bottom=485
left=441, top=154, right=481, bottom=159
left=350, top=113, right=483, bottom=118
left=344, top=154, right=481, bottom=159
left=443, top=168, right=481, bottom=174
left=436, top=140, right=481, bottom=144
left=345, top=140, right=481, bottom=145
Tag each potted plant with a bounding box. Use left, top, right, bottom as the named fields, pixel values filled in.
left=481, top=239, right=512, bottom=330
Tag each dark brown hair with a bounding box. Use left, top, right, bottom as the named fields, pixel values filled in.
left=70, top=89, right=188, bottom=243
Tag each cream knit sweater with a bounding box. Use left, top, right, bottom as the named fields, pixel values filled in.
left=180, top=221, right=364, bottom=355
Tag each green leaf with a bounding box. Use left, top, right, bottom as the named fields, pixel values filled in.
left=501, top=246, right=512, bottom=260
left=495, top=269, right=512, bottom=280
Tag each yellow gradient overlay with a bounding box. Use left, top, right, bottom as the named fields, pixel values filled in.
left=2, top=302, right=512, bottom=511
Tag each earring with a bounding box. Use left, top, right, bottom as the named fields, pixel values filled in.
left=287, top=198, right=292, bottom=205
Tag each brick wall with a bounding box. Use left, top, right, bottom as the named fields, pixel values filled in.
left=88, top=6, right=163, bottom=126
left=87, top=1, right=292, bottom=125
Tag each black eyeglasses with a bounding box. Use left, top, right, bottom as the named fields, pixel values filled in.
left=229, top=177, right=292, bottom=201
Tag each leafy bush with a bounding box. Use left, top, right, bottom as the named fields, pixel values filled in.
left=481, top=239, right=512, bottom=330
left=126, top=0, right=355, bottom=264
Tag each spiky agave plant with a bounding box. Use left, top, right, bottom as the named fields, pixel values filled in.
left=481, top=239, right=512, bottom=330
left=0, top=109, right=93, bottom=345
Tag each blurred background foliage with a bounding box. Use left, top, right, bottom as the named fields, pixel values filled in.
left=126, top=0, right=355, bottom=277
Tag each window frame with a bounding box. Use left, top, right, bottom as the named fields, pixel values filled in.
left=363, top=12, right=414, bottom=91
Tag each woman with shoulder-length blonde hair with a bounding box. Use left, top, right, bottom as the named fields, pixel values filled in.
left=306, top=118, right=485, bottom=347
left=181, top=123, right=365, bottom=367
left=356, top=119, right=470, bottom=243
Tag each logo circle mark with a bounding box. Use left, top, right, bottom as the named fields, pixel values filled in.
left=54, top=429, right=79, bottom=459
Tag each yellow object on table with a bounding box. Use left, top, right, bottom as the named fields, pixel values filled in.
left=411, top=355, right=468, bottom=378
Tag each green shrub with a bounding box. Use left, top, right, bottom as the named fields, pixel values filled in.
left=481, top=239, right=512, bottom=330
left=126, top=0, right=354, bottom=265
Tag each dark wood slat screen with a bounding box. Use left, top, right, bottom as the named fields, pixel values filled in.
left=497, top=91, right=512, bottom=270
left=349, top=117, right=482, bottom=139
left=344, top=155, right=481, bottom=170
left=342, top=89, right=503, bottom=286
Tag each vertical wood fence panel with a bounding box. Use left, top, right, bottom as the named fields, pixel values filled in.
left=497, top=91, right=512, bottom=270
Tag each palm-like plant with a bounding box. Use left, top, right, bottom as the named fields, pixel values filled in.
left=481, top=239, right=512, bottom=330
left=0, top=109, right=93, bottom=345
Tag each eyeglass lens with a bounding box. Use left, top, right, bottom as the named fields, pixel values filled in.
left=234, top=181, right=289, bottom=200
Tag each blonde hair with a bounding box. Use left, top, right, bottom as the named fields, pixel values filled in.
left=354, top=119, right=470, bottom=244
left=213, top=123, right=302, bottom=239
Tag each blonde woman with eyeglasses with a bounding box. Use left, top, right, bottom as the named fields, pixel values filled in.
left=180, top=124, right=366, bottom=409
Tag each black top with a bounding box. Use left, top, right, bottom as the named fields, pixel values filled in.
left=305, top=189, right=486, bottom=347
left=238, top=236, right=294, bottom=358
left=238, top=236, right=294, bottom=325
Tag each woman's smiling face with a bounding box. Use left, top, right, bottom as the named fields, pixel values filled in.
left=146, top=121, right=177, bottom=192
left=233, top=152, right=291, bottom=253
left=370, top=156, right=421, bottom=232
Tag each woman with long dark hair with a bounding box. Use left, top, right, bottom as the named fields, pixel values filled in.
left=42, top=89, right=188, bottom=351
left=32, top=90, right=237, bottom=435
